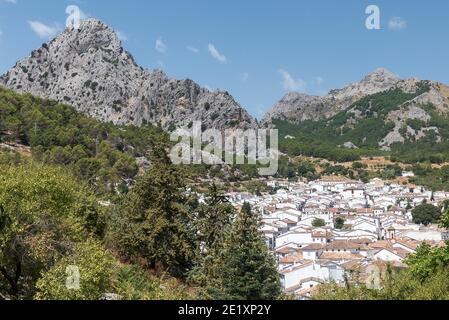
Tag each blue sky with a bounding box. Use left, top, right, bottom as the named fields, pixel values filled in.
left=0, top=0, right=448, bottom=119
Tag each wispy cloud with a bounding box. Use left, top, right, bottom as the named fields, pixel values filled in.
left=208, top=43, right=227, bottom=64
left=279, top=69, right=306, bottom=92
left=241, top=72, right=249, bottom=82
left=28, top=20, right=61, bottom=39
left=155, top=37, right=167, bottom=53
left=3, top=0, right=17, bottom=4
left=388, top=17, right=407, bottom=30
left=187, top=45, right=199, bottom=53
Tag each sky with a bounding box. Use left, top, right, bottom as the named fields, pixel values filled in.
left=0, top=0, right=448, bottom=120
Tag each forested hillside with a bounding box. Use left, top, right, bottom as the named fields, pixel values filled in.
left=0, top=85, right=168, bottom=195
left=275, top=81, right=449, bottom=164
left=0, top=87, right=281, bottom=300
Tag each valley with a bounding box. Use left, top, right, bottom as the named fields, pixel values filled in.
left=1, top=14, right=449, bottom=302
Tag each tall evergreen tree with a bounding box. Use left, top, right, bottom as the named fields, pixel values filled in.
left=109, top=139, right=196, bottom=277
left=194, top=184, right=235, bottom=252
left=188, top=184, right=236, bottom=289
left=210, top=202, right=281, bottom=300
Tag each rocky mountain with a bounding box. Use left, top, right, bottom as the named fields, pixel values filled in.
left=0, top=19, right=257, bottom=131
left=270, top=69, right=449, bottom=160
left=262, top=68, right=449, bottom=125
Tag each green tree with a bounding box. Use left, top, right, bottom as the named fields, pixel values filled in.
left=439, top=206, right=449, bottom=230
left=193, top=184, right=235, bottom=252
left=334, top=216, right=345, bottom=229
left=352, top=162, right=365, bottom=170
left=208, top=203, right=281, bottom=300
left=312, top=218, right=326, bottom=227
left=35, top=240, right=114, bottom=300
left=112, top=264, right=196, bottom=300
left=108, top=141, right=196, bottom=277
left=411, top=203, right=442, bottom=226
left=0, top=164, right=103, bottom=299
left=188, top=184, right=236, bottom=288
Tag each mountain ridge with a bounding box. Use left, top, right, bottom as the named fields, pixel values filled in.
left=1, top=18, right=449, bottom=141
left=262, top=68, right=449, bottom=125
left=0, top=19, right=257, bottom=131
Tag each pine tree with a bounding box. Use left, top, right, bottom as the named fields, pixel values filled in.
left=195, top=184, right=235, bottom=251
left=109, top=139, right=196, bottom=277
left=188, top=184, right=236, bottom=289
left=212, top=202, right=281, bottom=300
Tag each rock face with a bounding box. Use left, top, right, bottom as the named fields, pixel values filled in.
left=263, top=67, right=449, bottom=152
left=262, top=68, right=407, bottom=124
left=0, top=19, right=257, bottom=131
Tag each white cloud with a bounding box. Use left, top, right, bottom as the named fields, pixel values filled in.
left=28, top=21, right=61, bottom=39
left=3, top=0, right=17, bottom=4
left=0, top=30, right=3, bottom=37
left=208, top=43, right=227, bottom=64
left=187, top=45, right=199, bottom=53
left=155, top=37, right=167, bottom=53
left=279, top=69, right=306, bottom=92
left=116, top=31, right=128, bottom=42
left=388, top=17, right=407, bottom=30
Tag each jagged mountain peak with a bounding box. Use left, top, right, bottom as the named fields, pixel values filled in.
left=46, top=18, right=125, bottom=61
left=362, top=68, right=400, bottom=83
left=262, top=68, right=406, bottom=125
left=0, top=19, right=257, bottom=131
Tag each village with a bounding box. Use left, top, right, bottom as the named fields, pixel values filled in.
left=226, top=174, right=449, bottom=299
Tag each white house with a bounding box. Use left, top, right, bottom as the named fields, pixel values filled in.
left=275, top=230, right=314, bottom=248
left=342, top=187, right=365, bottom=199
left=373, top=248, right=408, bottom=263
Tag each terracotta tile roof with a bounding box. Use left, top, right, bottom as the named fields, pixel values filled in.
left=275, top=246, right=292, bottom=254
left=319, top=251, right=364, bottom=261
left=394, top=239, right=421, bottom=251
left=279, top=252, right=304, bottom=264
left=323, top=241, right=363, bottom=251
left=301, top=243, right=324, bottom=250
left=312, top=231, right=331, bottom=238
left=356, top=208, right=374, bottom=214
left=341, top=260, right=363, bottom=270
left=368, top=240, right=393, bottom=250
left=373, top=247, right=410, bottom=259
left=279, top=261, right=314, bottom=275
left=350, top=238, right=375, bottom=245
left=282, top=218, right=297, bottom=224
